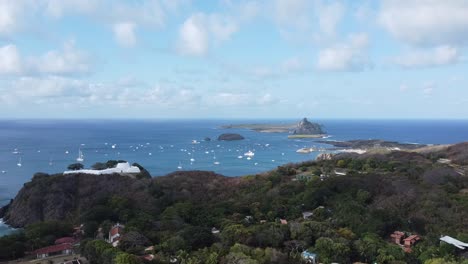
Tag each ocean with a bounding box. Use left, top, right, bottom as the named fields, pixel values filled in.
left=1, top=119, right=468, bottom=236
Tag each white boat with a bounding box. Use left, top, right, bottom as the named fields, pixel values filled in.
left=244, top=150, right=255, bottom=157
left=214, top=161, right=220, bottom=165
left=12, top=148, right=20, bottom=154
left=237, top=155, right=243, bottom=159
left=111, top=144, right=116, bottom=149
left=76, top=148, right=84, bottom=162
left=246, top=157, right=251, bottom=160
left=17, top=157, right=22, bottom=167
left=177, top=162, right=183, bottom=170
left=192, top=140, right=200, bottom=144
left=190, top=158, right=195, bottom=162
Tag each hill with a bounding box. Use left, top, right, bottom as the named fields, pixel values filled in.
left=1, top=144, right=468, bottom=263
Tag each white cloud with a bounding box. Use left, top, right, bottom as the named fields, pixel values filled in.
left=32, top=41, right=91, bottom=74
left=208, top=91, right=279, bottom=107
left=316, top=33, right=372, bottom=71
left=44, top=0, right=98, bottom=18
left=0, top=42, right=91, bottom=75
left=379, top=0, right=468, bottom=46
left=0, top=45, right=23, bottom=74
left=177, top=13, right=209, bottom=56
left=0, top=0, right=32, bottom=35
left=393, top=45, right=461, bottom=68
left=113, top=22, right=137, bottom=48
left=316, top=0, right=345, bottom=36
left=177, top=12, right=240, bottom=56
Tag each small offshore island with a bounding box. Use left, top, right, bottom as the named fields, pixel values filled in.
left=1, top=143, right=468, bottom=263
left=222, top=118, right=327, bottom=138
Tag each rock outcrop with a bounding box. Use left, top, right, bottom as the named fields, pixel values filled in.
left=291, top=118, right=324, bottom=135
left=217, top=133, right=245, bottom=141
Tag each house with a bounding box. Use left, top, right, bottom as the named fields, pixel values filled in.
left=280, top=219, right=288, bottom=225
left=34, top=243, right=74, bottom=259
left=390, top=231, right=405, bottom=244
left=390, top=231, right=421, bottom=253
left=301, top=250, right=317, bottom=264
left=109, top=223, right=125, bottom=247
left=403, top=235, right=421, bottom=252
left=302, top=211, right=313, bottom=219
left=211, top=227, right=220, bottom=234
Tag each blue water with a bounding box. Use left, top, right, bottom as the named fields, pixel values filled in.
left=1, top=119, right=468, bottom=235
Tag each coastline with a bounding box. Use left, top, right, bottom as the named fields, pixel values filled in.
left=287, top=134, right=327, bottom=139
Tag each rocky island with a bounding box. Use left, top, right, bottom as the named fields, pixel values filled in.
left=287, top=118, right=326, bottom=138
left=221, top=118, right=326, bottom=138
left=217, top=133, right=245, bottom=141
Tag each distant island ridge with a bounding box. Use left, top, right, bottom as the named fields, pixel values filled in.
left=221, top=117, right=326, bottom=138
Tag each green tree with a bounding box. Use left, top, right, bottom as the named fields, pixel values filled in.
left=314, top=237, right=350, bottom=264
left=114, top=252, right=143, bottom=264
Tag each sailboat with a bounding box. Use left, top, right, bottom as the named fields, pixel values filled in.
left=76, top=148, right=84, bottom=162
left=17, top=157, right=22, bottom=167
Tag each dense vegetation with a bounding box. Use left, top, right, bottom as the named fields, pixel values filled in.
left=1, top=146, right=468, bottom=263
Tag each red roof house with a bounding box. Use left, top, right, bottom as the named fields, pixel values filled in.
left=109, top=223, right=125, bottom=247
left=403, top=235, right=421, bottom=252
left=390, top=231, right=405, bottom=245
left=33, top=243, right=74, bottom=259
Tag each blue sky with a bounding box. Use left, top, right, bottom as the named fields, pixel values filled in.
left=0, top=0, right=467, bottom=119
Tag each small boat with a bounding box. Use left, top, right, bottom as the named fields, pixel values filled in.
left=214, top=161, right=220, bottom=165
left=76, top=148, right=84, bottom=162
left=244, top=150, right=255, bottom=157
left=17, top=157, right=22, bottom=167
left=246, top=157, right=251, bottom=160
left=65, top=150, right=69, bottom=154
left=237, top=155, right=243, bottom=159
left=111, top=144, right=116, bottom=149
left=1, top=170, right=6, bottom=174
left=190, top=158, right=195, bottom=162
left=12, top=148, right=20, bottom=154
left=177, top=162, right=183, bottom=170
left=192, top=140, right=200, bottom=144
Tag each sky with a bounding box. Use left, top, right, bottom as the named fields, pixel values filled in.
left=0, top=0, right=467, bottom=119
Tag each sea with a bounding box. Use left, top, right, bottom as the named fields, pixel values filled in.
left=1, top=119, right=468, bottom=236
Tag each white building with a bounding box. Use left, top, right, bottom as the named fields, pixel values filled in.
left=64, top=162, right=141, bottom=175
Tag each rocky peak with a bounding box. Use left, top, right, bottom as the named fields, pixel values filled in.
left=292, top=118, right=324, bottom=135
